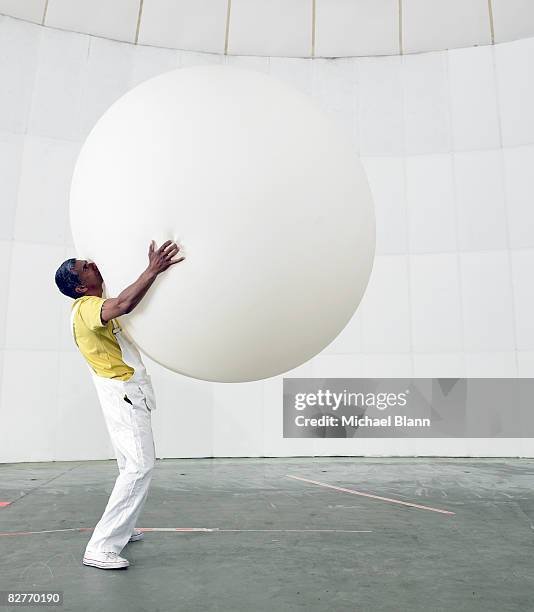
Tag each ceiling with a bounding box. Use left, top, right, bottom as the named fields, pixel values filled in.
left=0, top=0, right=533, bottom=57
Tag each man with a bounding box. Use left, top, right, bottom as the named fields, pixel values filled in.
left=54, top=240, right=184, bottom=569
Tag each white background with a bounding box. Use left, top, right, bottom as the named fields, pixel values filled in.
left=1, top=16, right=533, bottom=461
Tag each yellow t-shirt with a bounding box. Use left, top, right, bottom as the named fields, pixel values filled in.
left=71, top=296, right=134, bottom=381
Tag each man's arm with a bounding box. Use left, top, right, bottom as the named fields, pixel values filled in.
left=101, top=240, right=184, bottom=324
left=101, top=270, right=157, bottom=323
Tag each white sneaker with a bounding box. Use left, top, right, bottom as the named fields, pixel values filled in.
left=83, top=551, right=129, bottom=569
left=129, top=528, right=144, bottom=542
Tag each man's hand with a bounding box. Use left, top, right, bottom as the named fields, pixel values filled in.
left=147, top=240, right=185, bottom=276
left=112, top=240, right=186, bottom=315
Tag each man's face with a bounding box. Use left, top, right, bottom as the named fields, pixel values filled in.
left=72, top=259, right=103, bottom=295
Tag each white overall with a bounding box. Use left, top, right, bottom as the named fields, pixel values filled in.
left=70, top=301, right=157, bottom=555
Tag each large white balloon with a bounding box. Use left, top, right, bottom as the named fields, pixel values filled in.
left=70, top=66, right=375, bottom=383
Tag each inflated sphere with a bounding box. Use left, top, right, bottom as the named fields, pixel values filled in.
left=70, top=65, right=375, bottom=383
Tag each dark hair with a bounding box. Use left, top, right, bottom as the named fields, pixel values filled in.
left=54, top=258, right=83, bottom=300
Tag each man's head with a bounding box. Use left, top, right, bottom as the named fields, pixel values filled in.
left=54, top=259, right=103, bottom=300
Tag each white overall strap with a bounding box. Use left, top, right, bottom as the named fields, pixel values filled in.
left=106, top=313, right=156, bottom=411
left=111, top=317, right=120, bottom=334
left=71, top=299, right=155, bottom=410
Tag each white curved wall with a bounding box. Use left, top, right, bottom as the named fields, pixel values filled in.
left=2, top=0, right=534, bottom=58
left=1, top=16, right=533, bottom=461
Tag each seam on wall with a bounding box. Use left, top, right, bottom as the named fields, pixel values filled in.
left=488, top=0, right=495, bottom=45
left=445, top=52, right=467, bottom=376
left=398, top=0, right=403, bottom=55
left=135, top=0, right=144, bottom=44
left=397, top=55, right=414, bottom=376
left=41, top=0, right=49, bottom=25
left=490, top=45, right=521, bottom=375
left=311, top=0, right=316, bottom=58
left=0, top=242, right=14, bottom=354
left=224, top=0, right=232, bottom=55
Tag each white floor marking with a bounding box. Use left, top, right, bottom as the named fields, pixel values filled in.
left=286, top=474, right=456, bottom=516
left=0, top=527, right=372, bottom=537
left=217, top=529, right=372, bottom=533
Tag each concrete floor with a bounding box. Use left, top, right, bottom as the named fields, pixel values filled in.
left=0, top=457, right=533, bottom=612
